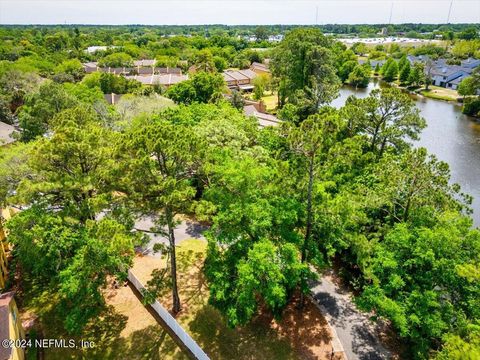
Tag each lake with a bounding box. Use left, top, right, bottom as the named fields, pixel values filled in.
left=331, top=80, right=480, bottom=227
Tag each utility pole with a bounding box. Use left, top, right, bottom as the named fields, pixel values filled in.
left=388, top=2, right=394, bottom=24
left=447, top=0, right=453, bottom=24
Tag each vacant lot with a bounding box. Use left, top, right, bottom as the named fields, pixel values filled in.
left=20, top=239, right=338, bottom=360
left=131, top=239, right=339, bottom=360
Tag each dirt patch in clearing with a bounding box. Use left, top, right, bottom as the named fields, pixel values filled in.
left=269, top=294, right=344, bottom=360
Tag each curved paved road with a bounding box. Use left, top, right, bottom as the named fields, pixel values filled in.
left=310, top=273, right=391, bottom=360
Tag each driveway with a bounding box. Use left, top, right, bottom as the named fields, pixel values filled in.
left=310, top=272, right=391, bottom=360
left=134, top=217, right=207, bottom=257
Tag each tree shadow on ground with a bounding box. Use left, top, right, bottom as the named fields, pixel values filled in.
left=187, top=294, right=334, bottom=360
left=188, top=304, right=297, bottom=360
left=171, top=241, right=335, bottom=360
left=351, top=323, right=390, bottom=360
left=184, top=221, right=208, bottom=239
left=274, top=294, right=334, bottom=359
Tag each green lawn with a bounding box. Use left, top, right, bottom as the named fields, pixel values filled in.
left=260, top=92, right=278, bottom=111
left=419, top=86, right=459, bottom=102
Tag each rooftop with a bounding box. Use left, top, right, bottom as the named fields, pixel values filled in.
left=244, top=105, right=281, bottom=127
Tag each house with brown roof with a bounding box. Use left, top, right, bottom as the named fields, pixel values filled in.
left=125, top=74, right=188, bottom=87
left=137, top=67, right=155, bottom=76
left=154, top=67, right=182, bottom=75
left=223, top=69, right=257, bottom=91
left=83, top=62, right=99, bottom=73
left=244, top=105, right=281, bottom=127
left=134, top=59, right=157, bottom=67
left=250, top=62, right=270, bottom=75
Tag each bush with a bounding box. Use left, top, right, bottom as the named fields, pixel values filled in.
left=462, top=97, right=480, bottom=117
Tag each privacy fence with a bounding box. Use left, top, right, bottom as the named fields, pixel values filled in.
left=127, top=270, right=210, bottom=360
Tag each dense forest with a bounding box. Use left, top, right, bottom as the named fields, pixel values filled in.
left=0, top=24, right=480, bottom=359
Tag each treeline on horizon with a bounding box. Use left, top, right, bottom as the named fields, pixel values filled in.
left=1, top=23, right=479, bottom=35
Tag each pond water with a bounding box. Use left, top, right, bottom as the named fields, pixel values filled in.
left=331, top=80, right=480, bottom=227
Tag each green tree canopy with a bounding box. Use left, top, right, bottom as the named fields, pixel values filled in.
left=271, top=28, right=340, bottom=115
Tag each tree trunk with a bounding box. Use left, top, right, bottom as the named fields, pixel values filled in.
left=303, top=158, right=314, bottom=263
left=403, top=196, right=412, bottom=223
left=379, top=137, right=388, bottom=157
left=166, top=208, right=181, bottom=314
left=371, top=124, right=381, bottom=151
left=300, top=157, right=315, bottom=307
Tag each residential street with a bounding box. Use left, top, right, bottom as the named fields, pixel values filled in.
left=310, top=273, right=391, bottom=360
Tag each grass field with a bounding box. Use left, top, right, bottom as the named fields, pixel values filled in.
left=419, top=86, right=459, bottom=102
left=260, top=91, right=278, bottom=111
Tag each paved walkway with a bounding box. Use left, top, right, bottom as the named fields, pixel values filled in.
left=134, top=217, right=207, bottom=257
left=310, top=272, right=391, bottom=360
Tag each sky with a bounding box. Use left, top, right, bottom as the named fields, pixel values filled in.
left=0, top=0, right=479, bottom=25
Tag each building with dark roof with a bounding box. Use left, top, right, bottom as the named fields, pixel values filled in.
left=461, top=58, right=480, bottom=69
left=430, top=65, right=471, bottom=87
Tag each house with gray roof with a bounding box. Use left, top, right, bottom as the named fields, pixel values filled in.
left=407, top=55, right=430, bottom=65
left=359, top=59, right=386, bottom=69
left=446, top=74, right=468, bottom=90
left=430, top=65, right=471, bottom=87
left=461, top=58, right=480, bottom=69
